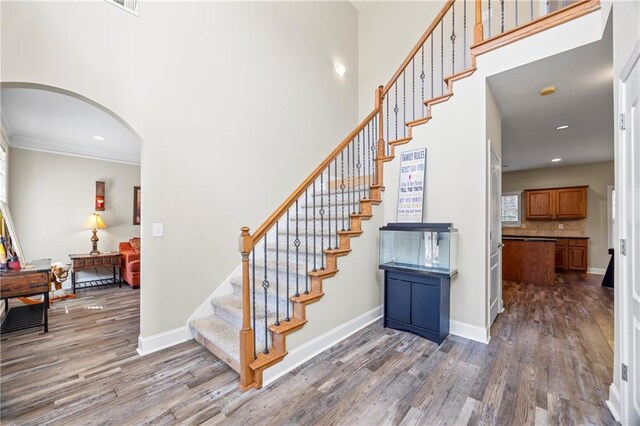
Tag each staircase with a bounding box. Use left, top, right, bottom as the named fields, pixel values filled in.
left=190, top=0, right=601, bottom=390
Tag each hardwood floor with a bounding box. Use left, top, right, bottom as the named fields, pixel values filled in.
left=1, top=273, right=615, bottom=425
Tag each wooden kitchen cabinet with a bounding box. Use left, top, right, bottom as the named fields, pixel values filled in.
left=555, top=243, right=567, bottom=269
left=525, top=190, right=555, bottom=219
left=502, top=238, right=556, bottom=285
left=524, top=186, right=588, bottom=220
left=556, top=187, right=587, bottom=219
left=554, top=238, right=588, bottom=272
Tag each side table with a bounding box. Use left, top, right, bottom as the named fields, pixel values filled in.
left=69, top=252, right=123, bottom=293
left=0, top=259, right=51, bottom=335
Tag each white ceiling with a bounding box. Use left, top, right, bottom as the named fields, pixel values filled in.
left=1, top=88, right=140, bottom=165
left=488, top=22, right=613, bottom=172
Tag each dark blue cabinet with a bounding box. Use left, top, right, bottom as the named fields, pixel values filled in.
left=382, top=270, right=450, bottom=344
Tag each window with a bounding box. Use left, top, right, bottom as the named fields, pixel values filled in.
left=501, top=191, right=521, bottom=227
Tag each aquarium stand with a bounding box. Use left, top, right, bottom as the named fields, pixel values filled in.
left=379, top=266, right=452, bottom=345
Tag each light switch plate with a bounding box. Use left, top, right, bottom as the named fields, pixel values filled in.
left=153, top=223, right=164, bottom=237
left=558, top=224, right=564, bottom=229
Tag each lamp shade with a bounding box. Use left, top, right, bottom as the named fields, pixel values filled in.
left=84, top=213, right=107, bottom=230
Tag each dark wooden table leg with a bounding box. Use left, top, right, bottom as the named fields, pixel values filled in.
left=43, top=292, right=49, bottom=333
left=72, top=271, right=76, bottom=294
left=115, top=266, right=121, bottom=288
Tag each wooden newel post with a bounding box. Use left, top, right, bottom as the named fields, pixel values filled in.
left=376, top=85, right=385, bottom=187
left=474, top=0, right=484, bottom=44
left=239, top=226, right=256, bottom=390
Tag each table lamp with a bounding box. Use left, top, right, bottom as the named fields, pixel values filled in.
left=84, top=213, right=107, bottom=255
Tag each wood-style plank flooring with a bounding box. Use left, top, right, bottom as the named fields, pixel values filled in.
left=1, top=273, right=615, bottom=425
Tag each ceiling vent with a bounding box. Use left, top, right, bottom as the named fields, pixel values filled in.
left=105, top=0, right=139, bottom=16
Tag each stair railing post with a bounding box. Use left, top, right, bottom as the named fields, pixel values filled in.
left=239, top=226, right=256, bottom=390
left=376, top=85, right=385, bottom=187
left=474, top=0, right=484, bottom=44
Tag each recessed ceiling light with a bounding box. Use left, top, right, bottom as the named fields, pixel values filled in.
left=551, top=158, right=562, bottom=162
left=334, top=62, right=346, bottom=77
left=93, top=136, right=105, bottom=141
left=540, top=86, right=556, bottom=96
left=556, top=125, right=570, bottom=130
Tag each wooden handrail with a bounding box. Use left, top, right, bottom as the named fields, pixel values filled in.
left=249, top=107, right=380, bottom=245
left=382, top=0, right=455, bottom=96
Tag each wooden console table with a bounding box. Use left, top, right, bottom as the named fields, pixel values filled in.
left=69, top=252, right=123, bottom=293
left=0, top=259, right=51, bottom=334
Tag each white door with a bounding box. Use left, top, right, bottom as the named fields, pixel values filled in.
left=488, top=147, right=502, bottom=326
left=619, top=42, right=640, bottom=426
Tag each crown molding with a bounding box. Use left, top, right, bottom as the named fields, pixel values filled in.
left=0, top=114, right=13, bottom=141
left=10, top=135, right=141, bottom=166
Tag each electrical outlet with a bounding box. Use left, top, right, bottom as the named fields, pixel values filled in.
left=559, top=224, right=564, bottom=230
left=482, top=9, right=494, bottom=21
left=522, top=223, right=526, bottom=229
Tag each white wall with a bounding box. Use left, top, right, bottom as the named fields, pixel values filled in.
left=1, top=1, right=359, bottom=337
left=8, top=148, right=140, bottom=280
left=382, top=6, right=607, bottom=339
left=486, top=83, right=502, bottom=155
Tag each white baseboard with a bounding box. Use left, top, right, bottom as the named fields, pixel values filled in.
left=587, top=267, right=606, bottom=275
left=605, top=383, right=621, bottom=423
left=262, top=305, right=383, bottom=387
left=450, top=319, right=490, bottom=344
left=136, top=326, right=193, bottom=356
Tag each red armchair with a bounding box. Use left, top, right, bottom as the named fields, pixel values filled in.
left=119, top=238, right=140, bottom=288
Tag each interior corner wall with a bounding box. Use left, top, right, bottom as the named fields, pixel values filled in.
left=1, top=1, right=359, bottom=337
left=357, top=1, right=446, bottom=119
left=8, top=148, right=141, bottom=279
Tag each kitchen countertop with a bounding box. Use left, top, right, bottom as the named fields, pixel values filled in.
left=502, top=236, right=558, bottom=242
left=502, top=235, right=589, bottom=240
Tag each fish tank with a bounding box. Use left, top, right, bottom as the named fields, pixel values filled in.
left=379, top=223, right=458, bottom=277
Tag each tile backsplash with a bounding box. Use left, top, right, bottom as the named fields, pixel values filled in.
left=502, top=218, right=586, bottom=237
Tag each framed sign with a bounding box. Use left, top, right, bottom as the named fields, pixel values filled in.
left=397, top=148, right=426, bottom=222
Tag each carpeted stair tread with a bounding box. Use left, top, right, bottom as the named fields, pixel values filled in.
left=190, top=315, right=241, bottom=370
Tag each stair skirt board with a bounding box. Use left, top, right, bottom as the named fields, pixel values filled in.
left=261, top=305, right=383, bottom=387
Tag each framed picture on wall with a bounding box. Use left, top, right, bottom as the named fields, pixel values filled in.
left=133, top=186, right=141, bottom=225
left=95, top=181, right=106, bottom=211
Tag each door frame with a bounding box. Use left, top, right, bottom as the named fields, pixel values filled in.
left=610, top=39, right=640, bottom=425
left=486, top=140, right=503, bottom=333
